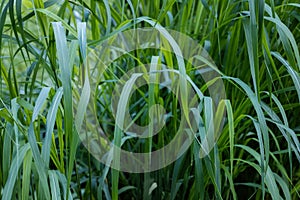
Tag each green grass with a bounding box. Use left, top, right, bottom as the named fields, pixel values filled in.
left=1, top=0, right=300, bottom=199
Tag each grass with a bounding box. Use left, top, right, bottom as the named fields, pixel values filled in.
left=1, top=0, right=300, bottom=199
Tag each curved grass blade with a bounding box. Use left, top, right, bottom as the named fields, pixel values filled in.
left=41, top=87, right=63, bottom=166
left=2, top=143, right=30, bottom=200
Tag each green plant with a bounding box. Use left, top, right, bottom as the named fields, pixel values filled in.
left=0, top=0, right=300, bottom=199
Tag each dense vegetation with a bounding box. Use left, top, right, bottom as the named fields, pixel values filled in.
left=0, top=0, right=300, bottom=199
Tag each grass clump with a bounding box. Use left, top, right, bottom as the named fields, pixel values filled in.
left=0, top=0, right=300, bottom=199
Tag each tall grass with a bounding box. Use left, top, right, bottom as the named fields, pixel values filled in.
left=0, top=0, right=300, bottom=199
